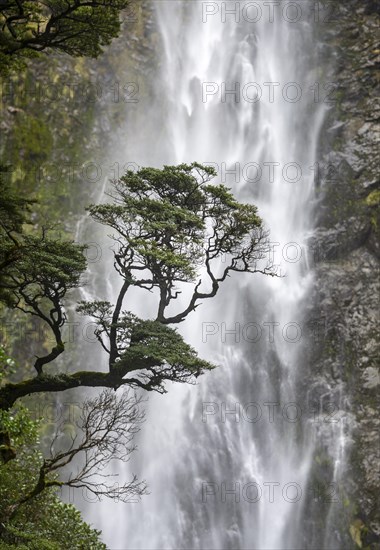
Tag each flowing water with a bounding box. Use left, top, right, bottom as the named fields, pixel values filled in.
left=81, top=1, right=348, bottom=548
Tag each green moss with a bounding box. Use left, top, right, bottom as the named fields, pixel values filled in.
left=349, top=519, right=365, bottom=548
left=365, top=190, right=380, bottom=207
left=363, top=191, right=380, bottom=232
left=11, top=115, right=52, bottom=164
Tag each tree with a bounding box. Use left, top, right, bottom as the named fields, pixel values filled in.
left=0, top=165, right=32, bottom=292
left=0, top=398, right=130, bottom=549
left=0, top=162, right=273, bottom=539
left=0, top=165, right=87, bottom=376
left=0, top=390, right=146, bottom=519
left=1, top=315, right=145, bottom=542
left=0, top=0, right=130, bottom=76
left=0, top=163, right=274, bottom=410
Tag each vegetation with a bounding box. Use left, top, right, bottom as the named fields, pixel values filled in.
left=0, top=403, right=108, bottom=549
left=0, top=0, right=130, bottom=76
left=0, top=162, right=272, bottom=409
left=0, top=6, right=273, bottom=544
left=0, top=159, right=272, bottom=544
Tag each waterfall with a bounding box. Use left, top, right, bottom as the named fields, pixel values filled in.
left=81, top=1, right=348, bottom=548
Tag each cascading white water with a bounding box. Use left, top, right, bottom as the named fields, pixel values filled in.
left=81, top=1, right=347, bottom=548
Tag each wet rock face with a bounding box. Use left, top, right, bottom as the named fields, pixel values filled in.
left=310, top=0, right=379, bottom=546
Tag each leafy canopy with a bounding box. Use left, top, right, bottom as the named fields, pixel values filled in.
left=0, top=163, right=273, bottom=400
left=0, top=0, right=130, bottom=76
left=0, top=406, right=106, bottom=549
left=89, top=163, right=264, bottom=289
left=0, top=165, right=87, bottom=374
left=0, top=162, right=273, bottom=536
left=78, top=163, right=273, bottom=393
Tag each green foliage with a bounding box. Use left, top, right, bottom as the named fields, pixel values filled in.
left=11, top=115, right=53, bottom=163
left=0, top=137, right=269, bottom=546
left=0, top=165, right=32, bottom=233
left=0, top=405, right=38, bottom=446
left=0, top=0, right=130, bottom=76
left=0, top=346, right=15, bottom=386
left=88, top=162, right=264, bottom=286
left=13, top=233, right=86, bottom=294
left=0, top=406, right=44, bottom=499
left=77, top=163, right=270, bottom=391
left=1, top=162, right=268, bottom=398
left=77, top=302, right=215, bottom=392
left=0, top=498, right=106, bottom=549
left=0, top=165, right=86, bottom=308
left=0, top=164, right=87, bottom=378
left=1, top=226, right=86, bottom=312
left=116, top=315, right=215, bottom=390
left=0, top=50, right=36, bottom=79
left=0, top=407, right=106, bottom=549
